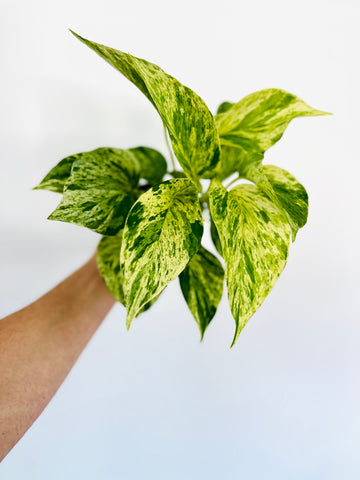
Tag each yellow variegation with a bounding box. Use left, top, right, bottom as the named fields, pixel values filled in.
left=129, top=147, right=167, bottom=185
left=216, top=145, right=263, bottom=182
left=121, top=178, right=203, bottom=327
left=209, top=180, right=291, bottom=347
left=214, top=89, right=330, bottom=181
left=71, top=31, right=220, bottom=183
left=48, top=148, right=140, bottom=235
left=216, top=89, right=330, bottom=153
left=246, top=164, right=309, bottom=240
left=34, top=154, right=78, bottom=193
left=263, top=165, right=308, bottom=234
left=179, top=245, right=224, bottom=339
left=210, top=217, right=223, bottom=256
left=34, top=32, right=331, bottom=346
left=97, top=232, right=161, bottom=316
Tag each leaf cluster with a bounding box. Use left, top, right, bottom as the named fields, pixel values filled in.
left=35, top=31, right=330, bottom=346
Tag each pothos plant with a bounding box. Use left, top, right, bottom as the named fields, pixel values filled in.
left=35, top=31, right=330, bottom=347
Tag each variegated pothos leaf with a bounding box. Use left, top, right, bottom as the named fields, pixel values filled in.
left=48, top=148, right=140, bottom=235
left=97, top=233, right=161, bottom=315
left=209, top=180, right=291, bottom=347
left=210, top=217, right=223, bottom=256
left=245, top=164, right=309, bottom=240
left=215, top=89, right=330, bottom=152
left=71, top=31, right=220, bottom=183
left=121, top=178, right=203, bottom=327
left=35, top=146, right=167, bottom=194
left=97, top=232, right=125, bottom=304
left=179, top=245, right=224, bottom=339
left=214, top=89, right=329, bottom=180
left=34, top=154, right=78, bottom=193
left=216, top=145, right=264, bottom=181
left=129, top=147, right=167, bottom=185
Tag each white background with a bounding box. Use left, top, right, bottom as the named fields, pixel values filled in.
left=1, top=0, right=359, bottom=478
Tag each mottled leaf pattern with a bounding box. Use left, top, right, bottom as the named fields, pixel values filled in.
left=216, top=144, right=264, bottom=181
left=34, top=154, right=77, bottom=193
left=209, top=180, right=291, bottom=346
left=263, top=165, right=308, bottom=233
left=179, top=246, right=224, bottom=339
left=33, top=33, right=330, bottom=346
left=210, top=217, right=223, bottom=256
left=246, top=165, right=309, bottom=240
left=121, top=178, right=203, bottom=327
left=216, top=89, right=330, bottom=153
left=97, top=233, right=160, bottom=315
left=71, top=31, right=220, bottom=182
left=129, top=147, right=167, bottom=185
left=97, top=232, right=125, bottom=304
left=48, top=148, right=140, bottom=235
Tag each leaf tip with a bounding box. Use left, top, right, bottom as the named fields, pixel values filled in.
left=230, top=320, right=246, bottom=348
left=47, top=208, right=60, bottom=221
left=69, top=29, right=88, bottom=46
left=125, top=311, right=133, bottom=331
left=69, top=29, right=81, bottom=39
left=314, top=109, right=333, bottom=116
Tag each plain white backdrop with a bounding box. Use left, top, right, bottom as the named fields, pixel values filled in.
left=1, top=0, right=359, bottom=478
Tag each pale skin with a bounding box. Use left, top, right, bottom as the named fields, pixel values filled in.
left=0, top=254, right=115, bottom=461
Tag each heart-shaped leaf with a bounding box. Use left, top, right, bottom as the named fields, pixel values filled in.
left=48, top=148, right=140, bottom=235
left=216, top=88, right=330, bottom=152
left=209, top=180, right=291, bottom=347
left=34, top=154, right=78, bottom=193
left=179, top=245, right=224, bottom=339
left=215, top=89, right=330, bottom=180
left=121, top=178, right=203, bottom=327
left=71, top=31, right=220, bottom=183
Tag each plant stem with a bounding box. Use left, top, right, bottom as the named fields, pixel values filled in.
left=224, top=175, right=240, bottom=189
left=163, top=124, right=176, bottom=171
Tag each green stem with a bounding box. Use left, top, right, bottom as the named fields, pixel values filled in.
left=224, top=175, right=240, bottom=189
left=199, top=192, right=209, bottom=204
left=163, top=124, right=176, bottom=171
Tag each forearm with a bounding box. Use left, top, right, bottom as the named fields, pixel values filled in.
left=0, top=255, right=115, bottom=461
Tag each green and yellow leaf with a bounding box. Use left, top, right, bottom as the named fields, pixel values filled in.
left=97, top=232, right=160, bottom=315
left=246, top=164, right=309, bottom=240
left=121, top=178, right=203, bottom=327
left=97, top=232, right=125, bottom=304
left=48, top=147, right=140, bottom=235
left=209, top=180, right=291, bottom=347
left=216, top=88, right=330, bottom=153
left=216, top=101, right=234, bottom=115
left=34, top=154, right=77, bottom=193
left=179, top=245, right=224, bottom=339
left=210, top=217, right=223, bottom=256
left=129, top=146, right=167, bottom=185
left=71, top=31, right=220, bottom=183
left=214, top=89, right=330, bottom=181
left=216, top=144, right=263, bottom=181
